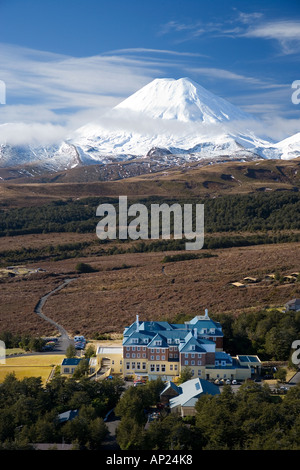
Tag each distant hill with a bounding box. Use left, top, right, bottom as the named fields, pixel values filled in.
left=0, top=157, right=299, bottom=209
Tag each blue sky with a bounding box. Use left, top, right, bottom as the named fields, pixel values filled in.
left=0, top=0, right=300, bottom=143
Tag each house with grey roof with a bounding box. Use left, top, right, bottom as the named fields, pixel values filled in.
left=161, top=378, right=220, bottom=417
left=285, top=298, right=300, bottom=312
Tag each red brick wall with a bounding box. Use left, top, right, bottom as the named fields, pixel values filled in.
left=206, top=352, right=215, bottom=365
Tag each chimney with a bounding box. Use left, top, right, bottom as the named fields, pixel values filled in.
left=136, top=315, right=140, bottom=332
left=194, top=328, right=197, bottom=338
left=205, top=309, right=209, bottom=319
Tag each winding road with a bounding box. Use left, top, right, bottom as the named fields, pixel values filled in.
left=34, top=278, right=76, bottom=354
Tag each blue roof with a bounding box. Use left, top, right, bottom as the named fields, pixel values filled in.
left=123, top=315, right=224, bottom=351
left=147, top=333, right=169, bottom=348
left=237, top=355, right=261, bottom=364
left=161, top=381, right=181, bottom=395
left=215, top=351, right=233, bottom=363
left=178, top=334, right=212, bottom=353
left=124, top=321, right=173, bottom=337
left=62, top=358, right=82, bottom=366
left=141, top=321, right=173, bottom=331
left=122, top=330, right=156, bottom=346
left=188, top=315, right=222, bottom=328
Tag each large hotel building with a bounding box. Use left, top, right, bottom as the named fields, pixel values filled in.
left=96, top=310, right=261, bottom=382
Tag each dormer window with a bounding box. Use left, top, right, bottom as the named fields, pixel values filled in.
left=191, top=345, right=195, bottom=351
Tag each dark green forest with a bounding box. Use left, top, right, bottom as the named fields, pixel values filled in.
left=214, top=308, right=300, bottom=361
left=1, top=373, right=300, bottom=450
left=115, top=378, right=300, bottom=450
left=0, top=373, right=123, bottom=450
left=0, top=191, right=299, bottom=265
left=0, top=191, right=299, bottom=236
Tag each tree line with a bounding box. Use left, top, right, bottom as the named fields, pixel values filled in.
left=0, top=332, right=46, bottom=352
left=214, top=308, right=300, bottom=362
left=0, top=191, right=299, bottom=236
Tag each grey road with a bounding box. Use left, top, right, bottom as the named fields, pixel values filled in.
left=34, top=278, right=76, bottom=354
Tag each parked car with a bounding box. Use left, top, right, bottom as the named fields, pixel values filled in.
left=225, top=379, right=231, bottom=384
left=134, top=380, right=145, bottom=387
left=231, top=379, right=237, bottom=385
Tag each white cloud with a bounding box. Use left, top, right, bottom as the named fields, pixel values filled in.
left=236, top=11, right=264, bottom=24
left=104, top=48, right=206, bottom=58
left=159, top=12, right=300, bottom=55
left=0, top=122, right=67, bottom=146
left=0, top=43, right=159, bottom=121
left=187, top=67, right=268, bottom=87
left=243, top=20, right=300, bottom=54
left=0, top=42, right=297, bottom=146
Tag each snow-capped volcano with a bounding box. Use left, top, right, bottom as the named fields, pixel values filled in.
left=70, top=77, right=266, bottom=160
left=0, top=77, right=299, bottom=175
left=114, top=77, right=253, bottom=123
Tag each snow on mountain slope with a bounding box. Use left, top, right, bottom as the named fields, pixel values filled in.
left=70, top=77, right=267, bottom=161
left=0, top=140, right=80, bottom=170
left=0, top=77, right=299, bottom=173
left=273, top=132, right=300, bottom=160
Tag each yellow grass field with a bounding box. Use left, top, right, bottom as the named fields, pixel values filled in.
left=0, top=354, right=65, bottom=384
